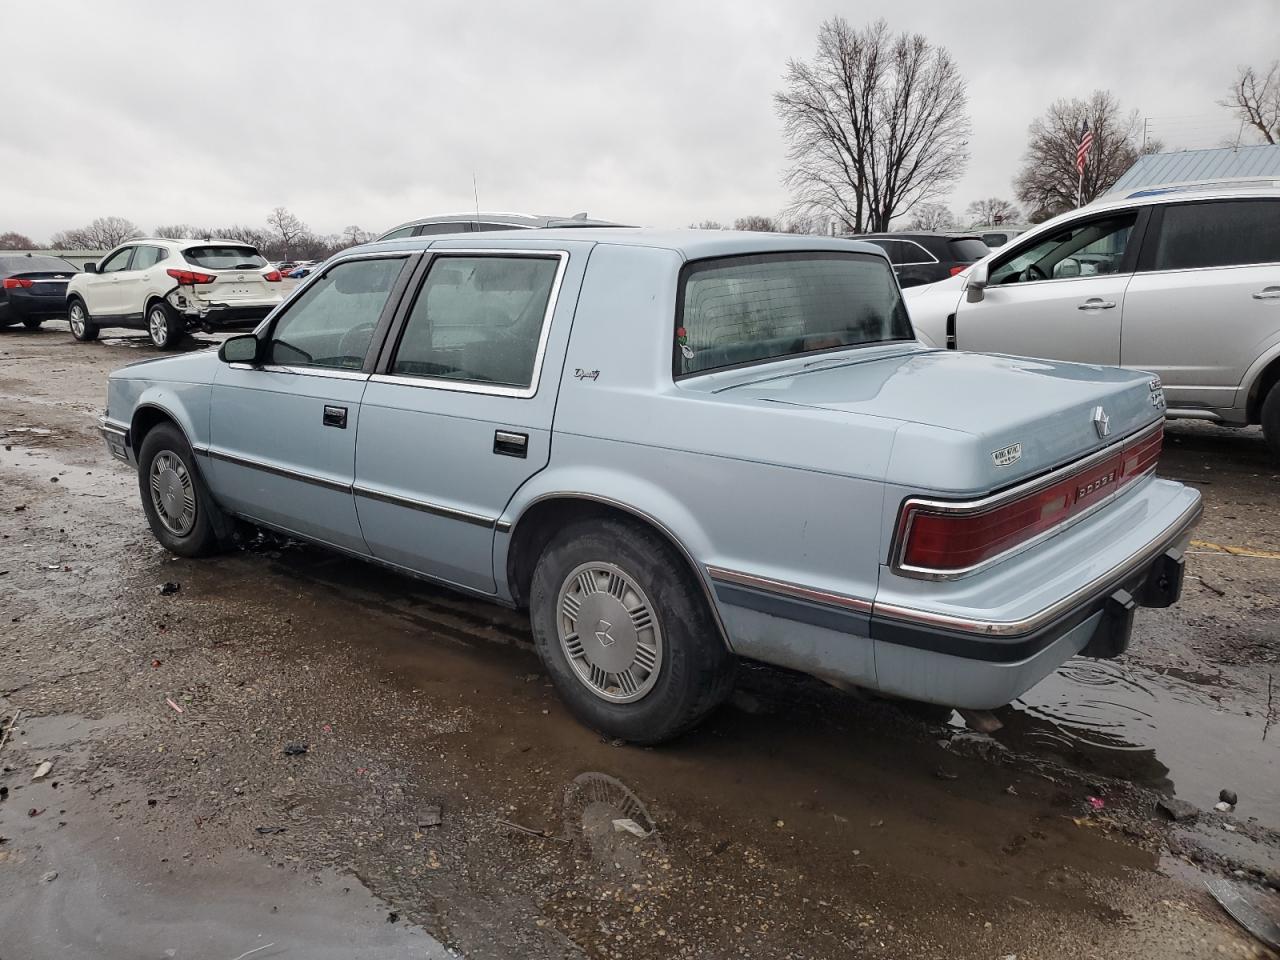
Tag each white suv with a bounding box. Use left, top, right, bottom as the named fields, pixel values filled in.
left=904, top=183, right=1280, bottom=457
left=66, top=239, right=285, bottom=349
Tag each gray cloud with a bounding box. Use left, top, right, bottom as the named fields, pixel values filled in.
left=1, top=0, right=1270, bottom=241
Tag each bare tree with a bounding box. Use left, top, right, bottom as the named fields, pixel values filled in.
left=733, top=215, right=778, bottom=232
left=50, top=216, right=142, bottom=250
left=1014, top=91, right=1145, bottom=220
left=341, top=225, right=372, bottom=247
left=0, top=231, right=36, bottom=249
left=907, top=203, right=955, bottom=231
left=154, top=224, right=198, bottom=239
left=1223, top=62, right=1279, bottom=144
left=776, top=17, right=970, bottom=233
left=688, top=219, right=725, bottom=230
left=779, top=214, right=824, bottom=235
left=964, top=197, right=1020, bottom=227
left=267, top=207, right=309, bottom=258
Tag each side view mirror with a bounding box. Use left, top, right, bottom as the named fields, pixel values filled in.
left=219, top=334, right=260, bottom=365
left=83, top=262, right=99, bottom=274
left=965, top=261, right=989, bottom=303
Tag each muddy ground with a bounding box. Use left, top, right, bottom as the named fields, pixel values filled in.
left=1, top=324, right=1278, bottom=960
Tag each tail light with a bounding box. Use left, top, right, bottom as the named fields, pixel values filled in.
left=895, top=424, right=1163, bottom=575
left=166, top=268, right=216, bottom=285
left=263, top=269, right=282, bottom=282
left=2, top=278, right=34, bottom=288
left=949, top=265, right=966, bottom=276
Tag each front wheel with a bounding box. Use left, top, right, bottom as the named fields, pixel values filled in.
left=529, top=517, right=736, bottom=744
left=136, top=422, right=226, bottom=557
left=1262, top=382, right=1280, bottom=461
left=147, top=301, right=183, bottom=350
left=67, top=299, right=99, bottom=341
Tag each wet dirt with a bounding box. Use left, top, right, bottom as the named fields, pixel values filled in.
left=2, top=323, right=1279, bottom=959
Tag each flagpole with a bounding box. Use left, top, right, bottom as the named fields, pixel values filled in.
left=1076, top=169, right=1084, bottom=208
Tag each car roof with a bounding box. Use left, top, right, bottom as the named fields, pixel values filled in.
left=1086, top=180, right=1280, bottom=212
left=359, top=228, right=888, bottom=261
left=846, top=232, right=983, bottom=243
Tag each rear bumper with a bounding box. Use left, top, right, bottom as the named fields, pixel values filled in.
left=180, top=302, right=277, bottom=328
left=0, top=294, right=68, bottom=322
left=709, top=480, right=1201, bottom=709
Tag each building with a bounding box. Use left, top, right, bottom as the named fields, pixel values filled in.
left=1107, top=143, right=1280, bottom=195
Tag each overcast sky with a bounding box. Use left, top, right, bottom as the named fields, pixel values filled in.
left=1, top=0, right=1272, bottom=242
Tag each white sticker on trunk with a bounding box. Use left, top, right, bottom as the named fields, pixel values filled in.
left=991, top=442, right=1022, bottom=467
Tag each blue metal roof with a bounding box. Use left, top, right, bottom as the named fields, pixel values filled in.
left=1107, top=144, right=1280, bottom=194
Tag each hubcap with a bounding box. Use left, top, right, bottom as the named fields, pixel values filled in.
left=69, top=305, right=84, bottom=336
left=149, top=308, right=168, bottom=345
left=557, top=562, right=663, bottom=703
left=148, top=450, right=196, bottom=536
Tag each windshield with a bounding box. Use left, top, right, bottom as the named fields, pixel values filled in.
left=182, top=245, right=268, bottom=270
left=675, top=251, right=913, bottom=377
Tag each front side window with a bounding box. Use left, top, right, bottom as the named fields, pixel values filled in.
left=1154, top=199, right=1280, bottom=271
left=183, top=245, right=267, bottom=270
left=390, top=255, right=561, bottom=390
left=990, top=213, right=1136, bottom=284
left=675, top=251, right=913, bottom=377
left=98, top=248, right=134, bottom=273
left=266, top=257, right=405, bottom=369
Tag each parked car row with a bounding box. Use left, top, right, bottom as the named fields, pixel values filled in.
left=903, top=183, right=1280, bottom=457
left=0, top=253, right=80, bottom=330
left=98, top=227, right=1200, bottom=742
left=847, top=232, right=990, bottom=287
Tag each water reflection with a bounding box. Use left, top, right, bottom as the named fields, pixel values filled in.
left=561, top=771, right=663, bottom=879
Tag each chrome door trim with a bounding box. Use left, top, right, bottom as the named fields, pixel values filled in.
left=706, top=565, right=873, bottom=613
left=373, top=248, right=570, bottom=400
left=204, top=448, right=352, bottom=494
left=888, top=419, right=1164, bottom=581
left=352, top=485, right=497, bottom=528
left=259, top=364, right=371, bottom=381
left=876, top=498, right=1202, bottom=638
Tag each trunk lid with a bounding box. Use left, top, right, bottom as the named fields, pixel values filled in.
left=717, top=348, right=1164, bottom=493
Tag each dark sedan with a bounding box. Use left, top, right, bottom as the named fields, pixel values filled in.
left=0, top=254, right=79, bottom=329
left=846, top=233, right=989, bottom=288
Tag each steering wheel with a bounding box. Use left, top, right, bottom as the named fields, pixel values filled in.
left=338, top=322, right=376, bottom=361
left=1024, top=262, right=1048, bottom=282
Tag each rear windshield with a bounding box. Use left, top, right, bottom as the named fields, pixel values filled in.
left=947, top=238, right=990, bottom=262
left=182, top=245, right=267, bottom=270
left=0, top=255, right=77, bottom=274
left=675, top=251, right=913, bottom=378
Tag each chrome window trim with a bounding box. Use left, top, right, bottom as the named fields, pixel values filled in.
left=260, top=364, right=370, bottom=381
left=377, top=248, right=569, bottom=400
left=888, top=419, right=1165, bottom=581
left=877, top=497, right=1202, bottom=637
left=352, top=485, right=497, bottom=528
left=705, top=565, right=873, bottom=613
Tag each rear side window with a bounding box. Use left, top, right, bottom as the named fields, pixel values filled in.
left=267, top=257, right=405, bottom=369
left=675, top=251, right=913, bottom=378
left=391, top=255, right=562, bottom=391
left=0, top=256, right=76, bottom=273
left=948, top=238, right=989, bottom=261
left=183, top=245, right=267, bottom=270
left=1153, top=200, right=1280, bottom=271
left=378, top=225, right=416, bottom=241
left=416, top=222, right=472, bottom=236
left=980, top=232, right=1009, bottom=248
left=132, top=246, right=166, bottom=270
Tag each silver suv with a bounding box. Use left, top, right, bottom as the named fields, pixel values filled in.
left=376, top=211, right=623, bottom=241
left=905, top=184, right=1280, bottom=456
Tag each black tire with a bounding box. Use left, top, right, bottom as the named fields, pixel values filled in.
left=529, top=517, right=736, bottom=744
left=67, top=298, right=99, bottom=341
left=1262, top=382, right=1280, bottom=461
left=136, top=422, right=226, bottom=558
left=22, top=317, right=44, bottom=330
left=146, top=300, right=184, bottom=350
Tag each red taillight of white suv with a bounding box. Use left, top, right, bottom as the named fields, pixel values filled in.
left=166, top=268, right=216, bottom=285
left=894, top=424, right=1164, bottom=576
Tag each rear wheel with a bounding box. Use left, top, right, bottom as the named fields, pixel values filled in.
left=1262, top=382, right=1280, bottom=461
left=22, top=317, right=43, bottom=330
left=67, top=299, right=98, bottom=341
left=147, top=301, right=183, bottom=350
left=529, top=517, right=736, bottom=744
left=137, top=422, right=226, bottom=557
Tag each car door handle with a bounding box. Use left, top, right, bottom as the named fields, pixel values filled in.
left=322, top=405, right=347, bottom=429
left=1253, top=287, right=1280, bottom=300
left=1077, top=298, right=1116, bottom=310
left=493, top=430, right=528, bottom=458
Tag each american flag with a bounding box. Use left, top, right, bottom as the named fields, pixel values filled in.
left=1076, top=120, right=1094, bottom=174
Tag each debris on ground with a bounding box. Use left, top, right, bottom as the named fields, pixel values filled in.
left=933, top=769, right=959, bottom=781
left=958, top=707, right=1003, bottom=734
left=417, top=805, right=442, bottom=829
left=165, top=697, right=184, bottom=714
left=612, top=817, right=649, bottom=837
left=1221, top=788, right=1239, bottom=806
left=1087, top=796, right=1105, bottom=810
left=158, top=581, right=180, bottom=596
left=282, top=743, right=309, bottom=757
left=1157, top=797, right=1199, bottom=822
left=41, top=871, right=57, bottom=882
left=1205, top=877, right=1280, bottom=951
left=0, top=709, right=21, bottom=755
left=1215, top=800, right=1235, bottom=813
left=31, top=760, right=53, bottom=781
left=254, top=825, right=286, bottom=835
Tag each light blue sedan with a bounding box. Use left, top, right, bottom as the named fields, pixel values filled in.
left=99, top=229, right=1201, bottom=743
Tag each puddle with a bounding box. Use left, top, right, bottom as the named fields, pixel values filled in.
left=1000, top=657, right=1280, bottom=821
